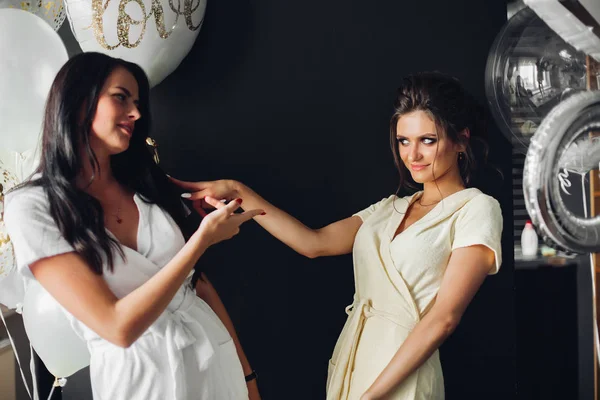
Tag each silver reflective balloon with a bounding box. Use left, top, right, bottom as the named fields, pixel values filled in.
left=523, top=91, right=600, bottom=253
left=485, top=7, right=587, bottom=152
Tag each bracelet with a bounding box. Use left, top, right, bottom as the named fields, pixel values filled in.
left=245, top=370, right=258, bottom=382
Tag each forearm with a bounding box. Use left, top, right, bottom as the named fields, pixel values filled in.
left=233, top=181, right=322, bottom=258
left=365, top=311, right=456, bottom=399
left=198, top=291, right=253, bottom=374
left=114, top=231, right=210, bottom=346
left=197, top=284, right=261, bottom=398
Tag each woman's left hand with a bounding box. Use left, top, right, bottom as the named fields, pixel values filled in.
left=195, top=273, right=263, bottom=400
left=195, top=272, right=220, bottom=305
left=247, top=380, right=261, bottom=400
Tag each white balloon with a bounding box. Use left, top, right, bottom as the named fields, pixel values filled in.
left=22, top=279, right=90, bottom=377
left=0, top=9, right=68, bottom=153
left=64, top=0, right=207, bottom=87
left=0, top=147, right=41, bottom=182
left=0, top=0, right=67, bottom=31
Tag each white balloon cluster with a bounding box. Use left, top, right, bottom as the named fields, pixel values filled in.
left=0, top=8, right=90, bottom=385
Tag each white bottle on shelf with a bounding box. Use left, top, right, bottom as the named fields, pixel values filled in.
left=521, top=220, right=538, bottom=258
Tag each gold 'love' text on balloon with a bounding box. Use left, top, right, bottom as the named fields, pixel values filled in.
left=91, top=0, right=204, bottom=49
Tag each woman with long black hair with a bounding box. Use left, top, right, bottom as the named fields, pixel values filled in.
left=4, top=52, right=263, bottom=400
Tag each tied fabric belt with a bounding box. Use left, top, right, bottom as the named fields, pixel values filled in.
left=90, top=288, right=216, bottom=400
left=148, top=289, right=215, bottom=399
left=327, top=298, right=416, bottom=400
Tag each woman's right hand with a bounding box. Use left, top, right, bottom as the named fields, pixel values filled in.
left=195, top=196, right=264, bottom=246
left=169, top=177, right=242, bottom=216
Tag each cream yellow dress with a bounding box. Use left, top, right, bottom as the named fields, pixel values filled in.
left=326, top=188, right=503, bottom=400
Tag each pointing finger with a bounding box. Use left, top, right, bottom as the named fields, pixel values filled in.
left=204, top=196, right=228, bottom=210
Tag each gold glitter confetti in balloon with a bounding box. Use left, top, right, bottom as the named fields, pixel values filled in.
left=0, top=0, right=66, bottom=30
left=0, top=160, right=19, bottom=278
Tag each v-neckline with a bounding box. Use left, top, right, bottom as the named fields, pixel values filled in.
left=391, top=192, right=428, bottom=242
left=105, top=193, right=142, bottom=254
left=390, top=188, right=472, bottom=242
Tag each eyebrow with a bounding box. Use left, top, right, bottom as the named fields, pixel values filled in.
left=115, top=86, right=140, bottom=105
left=396, top=133, right=438, bottom=138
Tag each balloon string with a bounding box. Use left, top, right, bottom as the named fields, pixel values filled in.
left=29, top=344, right=39, bottom=400
left=589, top=252, right=600, bottom=368
left=0, top=309, right=34, bottom=399
left=582, top=173, right=587, bottom=219
left=46, top=386, right=55, bottom=400
left=584, top=171, right=600, bottom=367
left=48, top=381, right=58, bottom=400
left=46, top=377, right=67, bottom=399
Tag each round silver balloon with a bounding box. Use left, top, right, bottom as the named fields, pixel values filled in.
left=485, top=7, right=587, bottom=152
left=523, top=91, right=600, bottom=253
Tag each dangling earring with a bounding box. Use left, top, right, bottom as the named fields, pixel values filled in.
left=458, top=152, right=464, bottom=160
left=146, top=137, right=160, bottom=164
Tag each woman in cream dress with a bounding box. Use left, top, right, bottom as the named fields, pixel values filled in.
left=172, top=72, right=503, bottom=399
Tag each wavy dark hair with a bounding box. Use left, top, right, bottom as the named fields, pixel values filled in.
left=14, top=52, right=192, bottom=275
left=390, top=71, right=492, bottom=194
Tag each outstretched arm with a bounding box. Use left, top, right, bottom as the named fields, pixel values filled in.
left=171, top=177, right=363, bottom=258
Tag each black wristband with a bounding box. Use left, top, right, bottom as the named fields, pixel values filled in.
left=245, top=370, right=258, bottom=382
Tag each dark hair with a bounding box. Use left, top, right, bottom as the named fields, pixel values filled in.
left=389, top=71, right=491, bottom=194
left=15, top=52, right=191, bottom=274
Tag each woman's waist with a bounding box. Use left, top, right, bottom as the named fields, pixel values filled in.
left=86, top=289, right=209, bottom=351
left=345, top=297, right=417, bottom=331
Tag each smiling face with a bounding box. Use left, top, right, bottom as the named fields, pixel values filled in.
left=395, top=110, right=463, bottom=185
left=89, top=66, right=141, bottom=157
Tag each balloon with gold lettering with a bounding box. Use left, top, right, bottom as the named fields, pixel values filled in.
left=0, top=0, right=66, bottom=30
left=64, top=0, right=207, bottom=87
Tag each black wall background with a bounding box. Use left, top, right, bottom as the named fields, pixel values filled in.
left=53, top=1, right=515, bottom=399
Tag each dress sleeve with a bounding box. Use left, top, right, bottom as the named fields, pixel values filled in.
left=352, top=195, right=395, bottom=222
left=4, top=188, right=75, bottom=279
left=451, top=194, right=503, bottom=275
